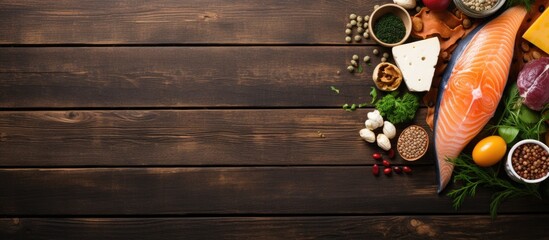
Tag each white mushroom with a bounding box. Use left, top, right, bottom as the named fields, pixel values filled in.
left=377, top=133, right=391, bottom=151
left=359, top=128, right=376, bottom=143
left=383, top=121, right=397, bottom=139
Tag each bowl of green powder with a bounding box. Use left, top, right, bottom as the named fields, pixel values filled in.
left=368, top=4, right=411, bottom=47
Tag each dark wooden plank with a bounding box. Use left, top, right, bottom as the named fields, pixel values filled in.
left=0, top=47, right=393, bottom=108
left=0, top=0, right=381, bottom=45
left=2, top=215, right=549, bottom=239
left=0, top=109, right=432, bottom=166
left=0, top=167, right=547, bottom=215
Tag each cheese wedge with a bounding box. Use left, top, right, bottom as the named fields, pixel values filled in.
left=392, top=37, right=440, bottom=92
left=523, top=8, right=549, bottom=55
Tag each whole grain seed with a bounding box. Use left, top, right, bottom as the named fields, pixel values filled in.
left=397, top=125, right=429, bottom=160
left=345, top=28, right=352, bottom=35
left=462, top=0, right=498, bottom=12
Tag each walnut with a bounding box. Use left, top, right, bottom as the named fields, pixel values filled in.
left=372, top=62, right=403, bottom=91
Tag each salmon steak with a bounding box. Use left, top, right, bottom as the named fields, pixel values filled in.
left=434, top=6, right=527, bottom=193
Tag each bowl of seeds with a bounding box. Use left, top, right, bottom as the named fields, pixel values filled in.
left=397, top=125, right=429, bottom=161
left=453, top=0, right=506, bottom=18
left=368, top=4, right=412, bottom=47
left=505, top=139, right=549, bottom=184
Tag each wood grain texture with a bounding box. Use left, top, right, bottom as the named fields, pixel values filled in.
left=0, top=0, right=381, bottom=45
left=0, top=47, right=393, bottom=108
left=0, top=167, right=547, bottom=215
left=2, top=215, right=549, bottom=239
left=0, top=109, right=432, bottom=166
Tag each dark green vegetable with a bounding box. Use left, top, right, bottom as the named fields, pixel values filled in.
left=375, top=92, right=419, bottom=124
left=330, top=86, right=340, bottom=94
left=373, top=14, right=405, bottom=44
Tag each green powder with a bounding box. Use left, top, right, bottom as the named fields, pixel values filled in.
left=374, top=14, right=405, bottom=44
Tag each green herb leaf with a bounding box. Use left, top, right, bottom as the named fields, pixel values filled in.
left=370, top=87, right=378, bottom=104
left=448, top=154, right=541, bottom=218
left=375, top=92, right=419, bottom=124
left=358, top=103, right=368, bottom=108
left=498, top=126, right=520, bottom=143
left=519, top=105, right=540, bottom=124
left=330, top=86, right=340, bottom=94
left=350, top=103, right=356, bottom=110
left=342, top=103, right=349, bottom=109
left=356, top=65, right=363, bottom=73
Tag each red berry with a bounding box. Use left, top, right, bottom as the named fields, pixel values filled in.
left=393, top=166, right=402, bottom=174
left=372, top=164, right=380, bottom=176
left=382, top=159, right=391, bottom=168
left=403, top=166, right=412, bottom=173
left=388, top=149, right=395, bottom=159
left=372, top=153, right=382, bottom=160
left=383, top=167, right=392, bottom=175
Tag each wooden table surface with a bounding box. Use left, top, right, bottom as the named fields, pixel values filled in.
left=1, top=0, right=548, bottom=239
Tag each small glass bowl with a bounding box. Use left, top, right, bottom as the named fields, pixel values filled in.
left=453, top=0, right=506, bottom=18
left=505, top=139, right=549, bottom=184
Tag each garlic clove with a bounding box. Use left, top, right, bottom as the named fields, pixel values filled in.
left=359, top=128, right=376, bottom=143
left=377, top=133, right=391, bottom=151
left=383, top=121, right=396, bottom=139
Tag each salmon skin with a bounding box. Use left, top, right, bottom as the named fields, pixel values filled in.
left=433, top=7, right=526, bottom=193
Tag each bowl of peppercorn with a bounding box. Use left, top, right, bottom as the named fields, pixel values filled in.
left=505, top=139, right=549, bottom=184
left=368, top=4, right=412, bottom=47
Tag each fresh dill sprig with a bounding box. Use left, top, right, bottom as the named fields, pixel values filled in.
left=447, top=154, right=541, bottom=218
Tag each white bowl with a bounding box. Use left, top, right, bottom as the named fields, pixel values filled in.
left=505, top=139, right=549, bottom=184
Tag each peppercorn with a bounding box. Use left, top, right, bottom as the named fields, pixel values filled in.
left=357, top=27, right=364, bottom=33
left=511, top=143, right=549, bottom=180
left=363, top=32, right=369, bottom=39
left=350, top=20, right=357, bottom=26
left=349, top=14, right=357, bottom=20
left=383, top=52, right=390, bottom=58
left=354, top=35, right=362, bottom=42
left=373, top=49, right=379, bottom=55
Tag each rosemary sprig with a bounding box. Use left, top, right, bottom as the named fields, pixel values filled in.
left=447, top=154, right=541, bottom=218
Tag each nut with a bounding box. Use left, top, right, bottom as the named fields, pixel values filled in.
left=372, top=62, right=403, bottom=91
left=377, top=133, right=392, bottom=151
left=383, top=121, right=396, bottom=139
left=412, top=17, right=423, bottom=32
left=359, top=128, right=376, bottom=143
